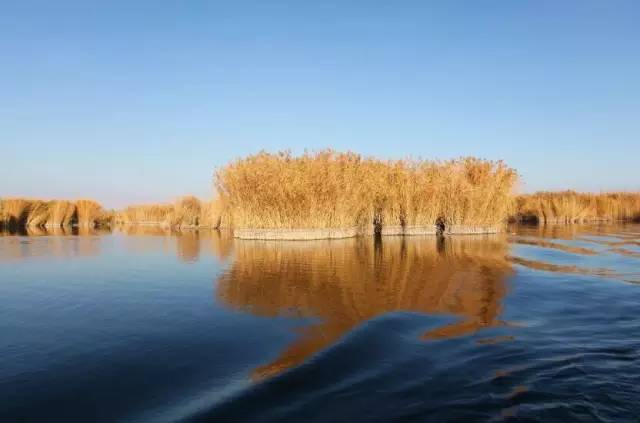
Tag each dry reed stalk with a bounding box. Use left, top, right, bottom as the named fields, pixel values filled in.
left=516, top=191, right=640, bottom=224
left=116, top=197, right=210, bottom=228
left=25, top=201, right=50, bottom=227
left=215, top=150, right=518, bottom=233
left=216, top=150, right=370, bottom=230
left=75, top=199, right=103, bottom=227
left=171, top=196, right=201, bottom=228
left=49, top=200, right=76, bottom=227
left=94, top=209, right=115, bottom=228
left=199, top=196, right=233, bottom=229
left=0, top=198, right=107, bottom=229
left=0, top=198, right=33, bottom=227
left=116, top=204, right=174, bottom=225
left=198, top=200, right=215, bottom=228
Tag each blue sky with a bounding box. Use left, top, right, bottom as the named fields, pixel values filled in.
left=1, top=1, right=639, bottom=208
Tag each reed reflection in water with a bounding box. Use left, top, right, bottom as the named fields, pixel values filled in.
left=114, top=225, right=234, bottom=263
left=0, top=226, right=107, bottom=261
left=216, top=235, right=513, bottom=379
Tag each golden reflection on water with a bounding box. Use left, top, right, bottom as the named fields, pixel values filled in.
left=216, top=235, right=513, bottom=379
left=0, top=226, right=107, bottom=261
left=510, top=223, right=640, bottom=283
left=113, top=225, right=234, bottom=262
left=174, top=230, right=234, bottom=262
left=512, top=222, right=640, bottom=243
left=507, top=256, right=616, bottom=278
left=0, top=225, right=236, bottom=263
left=508, top=237, right=598, bottom=256
left=4, top=224, right=640, bottom=378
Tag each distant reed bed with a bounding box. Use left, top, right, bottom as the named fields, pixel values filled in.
left=115, top=195, right=231, bottom=229
left=0, top=198, right=111, bottom=229
left=215, top=150, right=518, bottom=234
left=515, top=191, right=640, bottom=224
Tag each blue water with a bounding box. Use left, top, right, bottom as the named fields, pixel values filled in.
left=1, top=225, right=639, bottom=422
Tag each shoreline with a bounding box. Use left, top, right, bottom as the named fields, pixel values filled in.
left=233, top=225, right=501, bottom=240
left=234, top=227, right=360, bottom=240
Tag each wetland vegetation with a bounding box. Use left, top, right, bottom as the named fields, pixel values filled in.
left=2, top=151, right=639, bottom=239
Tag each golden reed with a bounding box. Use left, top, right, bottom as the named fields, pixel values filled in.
left=515, top=191, right=640, bottom=224
left=215, top=150, right=518, bottom=236
left=5, top=152, right=638, bottom=233
left=114, top=196, right=231, bottom=229
left=0, top=198, right=111, bottom=229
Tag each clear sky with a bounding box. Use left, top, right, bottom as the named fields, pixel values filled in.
left=2, top=1, right=639, bottom=208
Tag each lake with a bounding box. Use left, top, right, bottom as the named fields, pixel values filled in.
left=1, top=224, right=639, bottom=422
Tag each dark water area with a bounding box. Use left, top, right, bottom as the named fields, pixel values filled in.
left=1, top=224, right=639, bottom=422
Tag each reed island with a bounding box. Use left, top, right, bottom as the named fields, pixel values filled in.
left=215, top=150, right=517, bottom=239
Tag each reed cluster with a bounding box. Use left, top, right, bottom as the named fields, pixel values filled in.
left=115, top=196, right=231, bottom=229
left=76, top=199, right=105, bottom=227
left=0, top=198, right=110, bottom=229
left=515, top=191, right=640, bottom=224
left=116, top=204, right=174, bottom=226
left=215, top=150, right=518, bottom=232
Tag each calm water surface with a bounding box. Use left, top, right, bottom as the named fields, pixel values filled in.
left=1, top=224, right=639, bottom=422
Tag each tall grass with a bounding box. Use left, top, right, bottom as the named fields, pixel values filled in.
left=199, top=196, right=233, bottom=229
left=76, top=199, right=103, bottom=227
left=25, top=200, right=50, bottom=227
left=116, top=196, right=217, bottom=228
left=171, top=196, right=201, bottom=227
left=516, top=191, right=640, bottom=223
left=116, top=204, right=174, bottom=226
left=51, top=200, right=77, bottom=227
left=215, top=150, right=518, bottom=231
left=0, top=198, right=108, bottom=228
left=0, top=198, right=32, bottom=227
